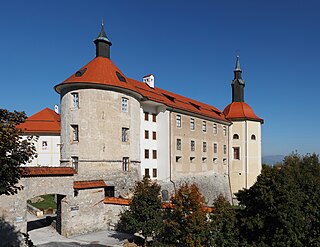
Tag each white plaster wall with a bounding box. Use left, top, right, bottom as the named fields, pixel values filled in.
left=23, top=135, right=60, bottom=167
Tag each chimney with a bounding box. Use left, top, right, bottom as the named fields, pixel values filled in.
left=54, top=104, right=59, bottom=114
left=143, top=74, right=155, bottom=88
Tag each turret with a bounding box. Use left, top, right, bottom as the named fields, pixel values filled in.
left=93, top=20, right=112, bottom=58
left=231, top=56, right=245, bottom=102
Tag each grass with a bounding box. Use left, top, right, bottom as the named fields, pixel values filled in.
left=28, top=194, right=57, bottom=210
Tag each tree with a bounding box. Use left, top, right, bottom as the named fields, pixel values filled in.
left=236, top=153, right=320, bottom=246
left=0, top=109, right=36, bottom=195
left=208, top=194, right=239, bottom=247
left=118, top=176, right=163, bottom=246
left=161, top=183, right=209, bottom=247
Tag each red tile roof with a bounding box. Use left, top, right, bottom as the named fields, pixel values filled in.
left=104, top=197, right=131, bottom=205
left=223, top=102, right=263, bottom=122
left=17, top=108, right=60, bottom=134
left=74, top=180, right=107, bottom=190
left=22, top=167, right=76, bottom=177
left=55, top=57, right=230, bottom=123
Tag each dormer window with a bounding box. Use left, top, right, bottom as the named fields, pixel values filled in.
left=190, top=102, right=200, bottom=110
left=116, top=72, right=126, bottom=82
left=75, top=68, right=87, bottom=77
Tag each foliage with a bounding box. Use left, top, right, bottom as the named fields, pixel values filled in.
left=0, top=109, right=36, bottom=195
left=118, top=176, right=163, bottom=245
left=161, top=183, right=209, bottom=247
left=208, top=194, right=239, bottom=247
left=236, top=153, right=320, bottom=246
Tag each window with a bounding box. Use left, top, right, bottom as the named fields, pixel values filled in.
left=191, top=140, right=195, bottom=152
left=145, top=168, right=150, bottom=178
left=152, top=131, right=156, bottom=140
left=233, top=147, right=240, bottom=160
left=152, top=113, right=157, bottom=122
left=122, top=98, right=128, bottom=112
left=224, top=145, right=227, bottom=154
left=122, top=128, right=129, bottom=142
left=190, top=157, right=195, bottom=163
left=214, top=143, right=217, bottom=154
left=144, top=112, right=149, bottom=121
left=177, top=138, right=181, bottom=151
left=202, top=157, right=207, bottom=163
left=176, top=156, right=182, bottom=162
left=42, top=141, right=48, bottom=150
left=202, top=121, right=206, bottom=132
left=105, top=186, right=115, bottom=197
left=71, top=125, right=79, bottom=141
left=71, top=156, right=78, bottom=171
left=233, top=134, right=239, bottom=139
left=223, top=158, right=227, bottom=165
left=251, top=134, right=256, bottom=140
left=203, top=142, right=207, bottom=152
left=176, top=115, right=181, bottom=128
left=213, top=124, right=217, bottom=134
left=145, top=149, right=149, bottom=159
left=123, top=157, right=129, bottom=171
left=153, top=168, right=157, bottom=178
left=223, top=126, right=227, bottom=136
left=145, top=130, right=149, bottom=139
left=71, top=92, right=79, bottom=108
left=153, top=150, right=157, bottom=159
left=213, top=158, right=217, bottom=163
left=190, top=118, right=195, bottom=130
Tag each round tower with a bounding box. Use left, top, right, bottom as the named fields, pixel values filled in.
left=54, top=23, right=142, bottom=197
left=224, top=56, right=263, bottom=202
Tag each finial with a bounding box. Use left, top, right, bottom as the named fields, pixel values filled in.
left=235, top=54, right=241, bottom=71
left=101, top=17, right=104, bottom=28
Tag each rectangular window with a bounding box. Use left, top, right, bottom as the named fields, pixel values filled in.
left=223, top=126, right=227, bottom=136
left=152, top=113, right=157, bottom=122
left=71, top=156, right=78, bottom=171
left=203, top=142, right=207, bottom=152
left=224, top=145, right=227, bottom=154
left=233, top=147, right=240, bottom=160
left=145, top=130, right=149, bottom=139
left=105, top=186, right=115, bottom=197
left=145, top=149, right=149, bottom=159
left=214, top=143, right=217, bottom=154
left=191, top=140, right=195, bottom=152
left=176, top=115, right=181, bottom=128
left=123, top=157, right=129, bottom=171
left=153, top=150, right=157, bottom=159
left=202, top=121, right=206, bottom=132
left=42, top=141, right=48, bottom=150
left=152, top=131, right=156, bottom=140
left=71, top=125, right=79, bottom=141
left=213, top=124, right=217, bottom=134
left=122, top=128, right=129, bottom=142
left=122, top=98, right=128, bottom=112
left=144, top=112, right=149, bottom=121
left=177, top=138, right=181, bottom=151
left=71, top=92, right=79, bottom=108
left=190, top=118, right=195, bottom=130
left=153, top=168, right=157, bottom=178
left=145, top=168, right=150, bottom=178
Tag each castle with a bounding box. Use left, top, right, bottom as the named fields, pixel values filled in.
left=2, top=23, right=263, bottom=237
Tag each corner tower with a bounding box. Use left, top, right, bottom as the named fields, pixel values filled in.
left=224, top=56, right=263, bottom=202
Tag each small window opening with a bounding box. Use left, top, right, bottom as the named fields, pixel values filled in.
left=251, top=134, right=256, bottom=140
left=75, top=68, right=87, bottom=77
left=233, top=134, right=239, bottom=139
left=116, top=71, right=127, bottom=82
left=105, top=186, right=115, bottom=197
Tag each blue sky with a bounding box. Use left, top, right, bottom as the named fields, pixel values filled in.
left=1, top=0, right=319, bottom=156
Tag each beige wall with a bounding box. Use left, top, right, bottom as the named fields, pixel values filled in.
left=229, top=120, right=262, bottom=197
left=170, top=112, right=229, bottom=178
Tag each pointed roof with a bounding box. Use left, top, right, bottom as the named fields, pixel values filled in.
left=235, top=55, right=241, bottom=71
left=94, top=21, right=112, bottom=45
left=232, top=55, right=244, bottom=85
left=223, top=102, right=263, bottom=123
left=17, top=108, right=60, bottom=134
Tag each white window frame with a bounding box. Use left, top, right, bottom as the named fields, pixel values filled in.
left=72, top=156, right=79, bottom=171
left=123, top=157, right=129, bottom=171
left=71, top=92, right=79, bottom=108
left=121, top=97, right=128, bottom=112
left=122, top=127, right=129, bottom=142
left=176, top=115, right=181, bottom=128
left=71, top=125, right=79, bottom=142
left=213, top=123, right=217, bottom=134
left=190, top=118, right=195, bottom=130
left=202, top=121, right=206, bottom=132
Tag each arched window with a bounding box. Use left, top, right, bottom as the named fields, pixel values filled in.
left=251, top=134, right=256, bottom=140
left=233, top=134, right=239, bottom=139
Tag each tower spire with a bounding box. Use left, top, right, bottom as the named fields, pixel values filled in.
left=94, top=20, right=112, bottom=58
left=231, top=55, right=245, bottom=102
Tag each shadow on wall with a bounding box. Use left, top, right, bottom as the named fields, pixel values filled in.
left=0, top=217, right=22, bottom=247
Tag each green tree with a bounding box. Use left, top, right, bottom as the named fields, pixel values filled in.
left=118, top=176, right=163, bottom=246
left=161, top=183, right=209, bottom=247
left=0, top=109, right=36, bottom=195
left=236, top=153, right=320, bottom=246
left=208, top=194, right=239, bottom=247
